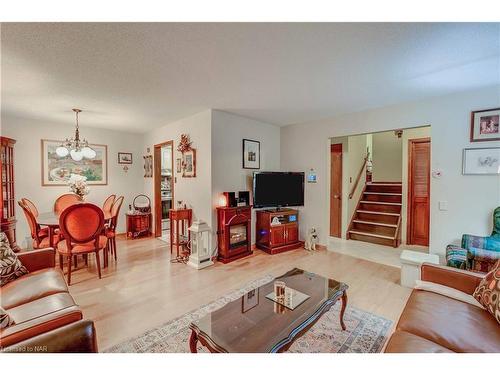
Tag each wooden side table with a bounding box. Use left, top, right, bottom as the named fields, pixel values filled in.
left=126, top=212, right=152, bottom=239
left=169, top=208, right=192, bottom=262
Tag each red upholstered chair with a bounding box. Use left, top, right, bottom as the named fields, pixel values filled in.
left=18, top=200, right=58, bottom=249
left=54, top=193, right=83, bottom=215
left=102, top=194, right=116, bottom=217
left=105, top=195, right=124, bottom=262
left=56, top=203, right=108, bottom=285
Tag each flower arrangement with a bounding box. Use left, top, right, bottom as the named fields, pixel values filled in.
left=68, top=173, right=89, bottom=199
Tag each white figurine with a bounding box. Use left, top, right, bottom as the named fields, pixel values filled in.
left=304, top=227, right=319, bottom=251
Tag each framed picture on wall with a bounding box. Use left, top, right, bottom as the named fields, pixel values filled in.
left=41, top=139, right=108, bottom=186
left=118, top=152, right=133, bottom=164
left=176, top=158, right=182, bottom=173
left=182, top=149, right=196, bottom=177
left=242, top=139, right=260, bottom=169
left=470, top=108, right=500, bottom=142
left=462, top=147, right=500, bottom=175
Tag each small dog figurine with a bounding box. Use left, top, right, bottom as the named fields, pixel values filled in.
left=304, top=227, right=319, bottom=251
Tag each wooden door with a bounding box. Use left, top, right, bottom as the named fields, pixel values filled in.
left=285, top=224, right=298, bottom=244
left=330, top=143, right=343, bottom=237
left=270, top=226, right=285, bottom=247
left=407, top=138, right=430, bottom=246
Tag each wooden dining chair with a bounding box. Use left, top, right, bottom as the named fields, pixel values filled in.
left=54, top=193, right=83, bottom=215
left=105, top=195, right=124, bottom=262
left=102, top=194, right=116, bottom=216
left=18, top=200, right=57, bottom=249
left=56, top=203, right=108, bottom=285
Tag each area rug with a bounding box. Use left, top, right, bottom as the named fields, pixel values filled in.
left=106, top=275, right=392, bottom=353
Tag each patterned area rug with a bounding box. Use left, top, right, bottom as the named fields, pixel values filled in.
left=106, top=275, right=392, bottom=353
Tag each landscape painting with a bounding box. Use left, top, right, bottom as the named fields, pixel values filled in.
left=41, top=139, right=108, bottom=185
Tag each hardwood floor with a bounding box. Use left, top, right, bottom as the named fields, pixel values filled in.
left=67, top=235, right=412, bottom=350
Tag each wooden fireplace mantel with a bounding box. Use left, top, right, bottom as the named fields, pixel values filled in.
left=216, top=206, right=253, bottom=263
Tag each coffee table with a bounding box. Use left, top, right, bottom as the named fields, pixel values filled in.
left=188, top=268, right=348, bottom=353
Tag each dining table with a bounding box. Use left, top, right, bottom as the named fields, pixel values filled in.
left=37, top=209, right=113, bottom=265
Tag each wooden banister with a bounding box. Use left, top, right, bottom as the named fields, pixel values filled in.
left=349, top=155, right=368, bottom=199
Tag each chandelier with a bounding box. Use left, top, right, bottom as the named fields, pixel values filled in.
left=55, top=109, right=96, bottom=161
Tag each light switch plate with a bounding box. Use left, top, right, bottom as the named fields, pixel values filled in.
left=439, top=201, right=448, bottom=211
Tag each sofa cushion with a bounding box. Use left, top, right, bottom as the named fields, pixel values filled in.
left=0, top=232, right=29, bottom=287
left=1, top=306, right=15, bottom=329
left=397, top=290, right=500, bottom=352
left=385, top=330, right=453, bottom=353
left=0, top=268, right=69, bottom=309
left=473, top=260, right=500, bottom=324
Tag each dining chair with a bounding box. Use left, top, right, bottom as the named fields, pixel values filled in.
left=18, top=200, right=58, bottom=249
left=54, top=193, right=83, bottom=215
left=56, top=203, right=108, bottom=285
left=102, top=194, right=116, bottom=216
left=105, top=195, right=124, bottom=262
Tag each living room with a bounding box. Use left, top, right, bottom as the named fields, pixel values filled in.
left=1, top=3, right=499, bottom=375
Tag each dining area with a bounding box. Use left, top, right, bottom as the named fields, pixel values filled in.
left=17, top=194, right=124, bottom=285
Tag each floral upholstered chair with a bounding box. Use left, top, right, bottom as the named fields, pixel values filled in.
left=446, top=207, right=500, bottom=273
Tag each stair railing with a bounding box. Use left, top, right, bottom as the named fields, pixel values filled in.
left=348, top=154, right=369, bottom=199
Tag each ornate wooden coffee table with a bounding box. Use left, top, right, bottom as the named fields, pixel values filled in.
left=188, top=268, right=348, bottom=353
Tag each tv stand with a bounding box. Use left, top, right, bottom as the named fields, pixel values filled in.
left=256, top=209, right=303, bottom=254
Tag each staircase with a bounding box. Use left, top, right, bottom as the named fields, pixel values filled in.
left=347, top=182, right=402, bottom=247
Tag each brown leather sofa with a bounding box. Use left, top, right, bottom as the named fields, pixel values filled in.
left=0, top=248, right=97, bottom=352
left=385, top=263, right=500, bottom=353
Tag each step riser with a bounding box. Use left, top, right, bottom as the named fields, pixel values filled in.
left=355, top=212, right=399, bottom=224
left=359, top=202, right=401, bottom=214
left=363, top=194, right=402, bottom=203
left=349, top=233, right=395, bottom=247
left=365, top=184, right=402, bottom=193
left=351, top=222, right=396, bottom=237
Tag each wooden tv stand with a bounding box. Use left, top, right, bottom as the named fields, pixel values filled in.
left=256, top=209, right=303, bottom=254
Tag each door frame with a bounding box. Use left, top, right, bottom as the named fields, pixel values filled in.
left=406, top=137, right=431, bottom=245
left=329, top=143, right=343, bottom=237
left=153, top=140, right=174, bottom=237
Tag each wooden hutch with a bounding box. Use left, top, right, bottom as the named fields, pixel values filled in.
left=256, top=209, right=302, bottom=254
left=0, top=136, right=19, bottom=251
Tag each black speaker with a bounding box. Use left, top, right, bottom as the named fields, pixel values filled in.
left=223, top=192, right=237, bottom=207
left=238, top=191, right=250, bottom=206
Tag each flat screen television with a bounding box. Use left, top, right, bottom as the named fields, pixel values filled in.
left=253, top=172, right=305, bottom=208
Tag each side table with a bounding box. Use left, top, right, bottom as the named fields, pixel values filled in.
left=169, top=208, right=193, bottom=263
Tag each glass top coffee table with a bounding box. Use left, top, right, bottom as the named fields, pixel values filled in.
left=188, top=268, right=348, bottom=353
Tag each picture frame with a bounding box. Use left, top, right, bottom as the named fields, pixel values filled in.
left=470, top=108, right=500, bottom=142
left=41, top=139, right=108, bottom=186
left=143, top=155, right=153, bottom=177
left=182, top=149, right=196, bottom=178
left=242, top=139, right=260, bottom=169
left=462, top=147, right=500, bottom=175
left=241, top=288, right=260, bottom=313
left=118, top=152, right=133, bottom=164
left=176, top=158, right=182, bottom=173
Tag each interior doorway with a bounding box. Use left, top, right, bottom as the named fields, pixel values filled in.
left=154, top=141, right=174, bottom=240
left=407, top=137, right=431, bottom=246
left=330, top=143, right=343, bottom=237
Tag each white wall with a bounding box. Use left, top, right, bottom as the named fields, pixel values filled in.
left=211, top=110, right=280, bottom=244
left=280, top=86, right=500, bottom=257
left=143, top=110, right=213, bottom=233
left=372, top=131, right=402, bottom=182
left=1, top=116, right=144, bottom=247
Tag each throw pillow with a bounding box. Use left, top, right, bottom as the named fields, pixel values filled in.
left=0, top=232, right=28, bottom=287
left=415, top=280, right=484, bottom=309
left=0, top=306, right=15, bottom=329
left=473, top=260, right=500, bottom=324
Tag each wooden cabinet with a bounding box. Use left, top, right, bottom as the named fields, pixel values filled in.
left=256, top=209, right=302, bottom=255
left=126, top=213, right=152, bottom=239
left=0, top=137, right=19, bottom=251
left=216, top=206, right=252, bottom=263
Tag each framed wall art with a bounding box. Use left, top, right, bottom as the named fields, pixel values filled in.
left=470, top=108, right=500, bottom=142
left=41, top=139, right=108, bottom=186
left=176, top=158, right=182, bottom=173
left=143, top=155, right=153, bottom=177
left=182, top=149, right=196, bottom=177
left=242, top=139, right=260, bottom=169
left=118, top=152, right=133, bottom=164
left=462, top=147, right=500, bottom=175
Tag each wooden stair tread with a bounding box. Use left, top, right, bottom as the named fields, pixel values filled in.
left=360, top=201, right=402, bottom=206
left=356, top=210, right=400, bottom=216
left=348, top=230, right=395, bottom=240
left=364, top=192, right=402, bottom=196
left=352, top=220, right=397, bottom=227
left=367, top=182, right=402, bottom=185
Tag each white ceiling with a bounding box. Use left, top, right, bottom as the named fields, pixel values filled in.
left=1, top=22, right=499, bottom=133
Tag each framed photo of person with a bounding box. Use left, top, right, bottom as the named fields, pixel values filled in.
left=182, top=149, right=196, bottom=177
left=470, top=108, right=500, bottom=142
left=242, top=139, right=260, bottom=169
left=462, top=147, right=500, bottom=175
